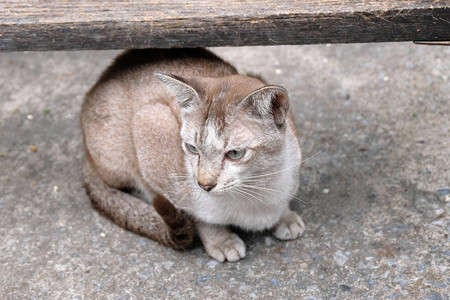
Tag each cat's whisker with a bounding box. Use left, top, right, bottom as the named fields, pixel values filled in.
left=171, top=178, right=191, bottom=187
left=231, top=187, right=259, bottom=203
left=242, top=148, right=323, bottom=181
left=292, top=192, right=310, bottom=205
left=231, top=189, right=266, bottom=210
left=236, top=185, right=276, bottom=205
left=300, top=147, right=326, bottom=165
left=244, top=163, right=301, bottom=180
left=239, top=178, right=271, bottom=184
left=227, top=188, right=255, bottom=206
left=233, top=187, right=270, bottom=207
left=166, top=173, right=192, bottom=179
left=239, top=183, right=307, bottom=204
left=228, top=189, right=246, bottom=204
left=170, top=178, right=198, bottom=207
left=237, top=184, right=274, bottom=200
left=242, top=188, right=275, bottom=204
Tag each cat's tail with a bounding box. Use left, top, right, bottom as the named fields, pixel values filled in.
left=82, top=156, right=194, bottom=250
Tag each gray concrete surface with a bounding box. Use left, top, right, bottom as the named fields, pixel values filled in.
left=0, top=43, right=449, bottom=299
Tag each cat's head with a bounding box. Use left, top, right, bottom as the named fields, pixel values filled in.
left=156, top=72, right=291, bottom=194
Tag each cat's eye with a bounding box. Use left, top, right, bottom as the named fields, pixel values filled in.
left=226, top=149, right=245, bottom=161
left=185, top=143, right=200, bottom=155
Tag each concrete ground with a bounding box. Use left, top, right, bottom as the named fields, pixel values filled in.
left=0, top=43, right=449, bottom=299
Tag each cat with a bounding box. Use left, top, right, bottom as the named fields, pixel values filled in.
left=80, top=48, right=305, bottom=262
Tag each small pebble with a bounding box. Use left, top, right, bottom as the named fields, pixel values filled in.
left=27, top=114, right=34, bottom=120
left=339, top=284, right=351, bottom=292
left=198, top=275, right=210, bottom=283
left=365, top=278, right=375, bottom=289
left=270, top=277, right=279, bottom=286
left=275, top=69, right=282, bottom=75
left=29, top=145, right=37, bottom=152
left=434, top=208, right=444, bottom=215
left=100, top=232, right=106, bottom=237
left=393, top=274, right=408, bottom=286
left=53, top=186, right=59, bottom=193
left=207, top=260, right=219, bottom=269
left=387, top=292, right=399, bottom=299
left=264, top=237, right=272, bottom=246
left=333, top=250, right=348, bottom=266
left=323, top=189, right=330, bottom=194
left=428, top=281, right=447, bottom=289
left=418, top=262, right=427, bottom=272
left=437, top=189, right=450, bottom=196
left=426, top=292, right=443, bottom=300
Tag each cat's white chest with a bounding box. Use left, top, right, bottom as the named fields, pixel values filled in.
left=193, top=190, right=287, bottom=231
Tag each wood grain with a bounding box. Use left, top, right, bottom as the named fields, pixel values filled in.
left=0, top=0, right=449, bottom=51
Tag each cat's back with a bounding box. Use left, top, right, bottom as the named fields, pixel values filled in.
left=93, top=48, right=237, bottom=90
left=82, top=48, right=237, bottom=130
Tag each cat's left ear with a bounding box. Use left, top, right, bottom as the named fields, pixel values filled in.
left=155, top=72, right=200, bottom=112
left=241, top=86, right=290, bottom=127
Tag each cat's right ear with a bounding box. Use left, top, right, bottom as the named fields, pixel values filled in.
left=155, top=72, right=200, bottom=111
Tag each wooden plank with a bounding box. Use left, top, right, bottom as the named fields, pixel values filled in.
left=0, top=0, right=449, bottom=51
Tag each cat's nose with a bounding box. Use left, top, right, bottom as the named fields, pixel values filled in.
left=198, top=181, right=217, bottom=192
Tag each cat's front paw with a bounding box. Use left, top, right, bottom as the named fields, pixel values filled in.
left=201, top=230, right=245, bottom=262
left=272, top=209, right=305, bottom=240
left=204, top=232, right=246, bottom=262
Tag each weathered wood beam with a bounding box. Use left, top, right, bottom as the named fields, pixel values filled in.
left=1, top=0, right=449, bottom=51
